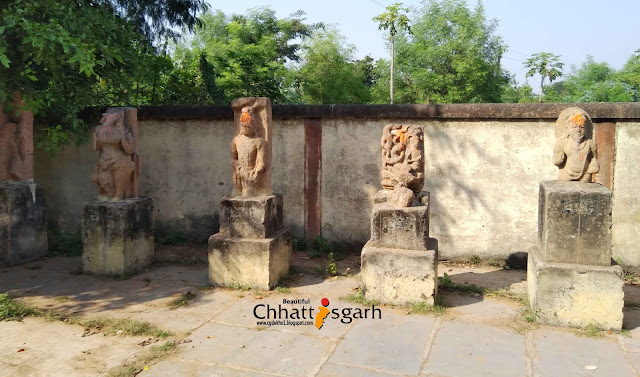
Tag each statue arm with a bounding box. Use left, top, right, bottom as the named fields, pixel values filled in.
left=120, top=131, right=135, bottom=155
left=552, top=141, right=565, bottom=166
left=231, top=139, right=239, bottom=169
left=587, top=140, right=600, bottom=173
left=254, top=139, right=266, bottom=174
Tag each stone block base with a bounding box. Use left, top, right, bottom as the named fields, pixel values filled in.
left=360, top=240, right=438, bottom=305
left=82, top=197, right=154, bottom=276
left=528, top=249, right=623, bottom=330
left=208, top=228, right=292, bottom=290
left=219, top=195, right=283, bottom=238
left=370, top=197, right=430, bottom=251
left=0, top=181, right=47, bottom=266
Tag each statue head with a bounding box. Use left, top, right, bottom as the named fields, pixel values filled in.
left=100, top=110, right=124, bottom=128
left=556, top=107, right=592, bottom=143
left=240, top=108, right=256, bottom=136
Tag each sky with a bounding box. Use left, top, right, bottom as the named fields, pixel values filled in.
left=204, top=0, right=640, bottom=88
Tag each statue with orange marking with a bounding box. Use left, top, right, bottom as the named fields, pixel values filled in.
left=230, top=97, right=272, bottom=197
left=553, top=107, right=599, bottom=182
left=379, top=124, right=424, bottom=206
left=91, top=108, right=140, bottom=201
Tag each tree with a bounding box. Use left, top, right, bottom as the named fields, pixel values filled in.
left=297, top=27, right=370, bottom=104
left=371, top=0, right=508, bottom=104
left=0, top=0, right=207, bottom=151
left=618, top=49, right=640, bottom=99
left=180, top=8, right=320, bottom=104
left=373, top=3, right=411, bottom=104
left=523, top=52, right=564, bottom=102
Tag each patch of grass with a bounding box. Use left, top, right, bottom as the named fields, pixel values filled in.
left=231, top=282, right=251, bottom=291
left=575, top=323, right=604, bottom=338
left=438, top=273, right=484, bottom=294
left=74, top=317, right=172, bottom=338
left=199, top=284, right=215, bottom=291
left=406, top=301, right=446, bottom=316
left=50, top=230, right=83, bottom=256
left=484, top=288, right=527, bottom=305
left=54, top=296, right=70, bottom=303
left=613, top=329, right=631, bottom=338
left=161, top=232, right=188, bottom=246
left=341, top=288, right=380, bottom=307
left=309, top=236, right=334, bottom=259
left=521, top=306, right=537, bottom=323
left=24, top=265, right=42, bottom=270
left=274, top=286, right=291, bottom=294
left=168, top=291, right=197, bottom=309
left=0, top=294, right=40, bottom=321
left=292, top=237, right=306, bottom=251
left=107, top=341, right=177, bottom=377
left=469, top=255, right=482, bottom=266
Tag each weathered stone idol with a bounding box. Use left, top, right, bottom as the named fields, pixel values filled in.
left=377, top=124, right=424, bottom=207
left=361, top=124, right=438, bottom=305
left=528, top=111, right=622, bottom=330
left=553, top=107, right=599, bottom=182
left=92, top=107, right=140, bottom=201
left=209, top=97, right=291, bottom=290
left=83, top=107, right=153, bottom=277
left=230, top=97, right=272, bottom=197
left=0, top=92, right=47, bottom=266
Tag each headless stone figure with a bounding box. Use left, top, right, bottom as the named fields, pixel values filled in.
left=92, top=111, right=135, bottom=201
left=553, top=107, right=599, bottom=182
left=231, top=106, right=267, bottom=197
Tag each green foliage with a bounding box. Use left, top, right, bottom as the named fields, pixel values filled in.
left=309, top=236, right=334, bottom=258
left=325, top=252, right=338, bottom=276
left=342, top=288, right=380, bottom=307
left=372, top=0, right=508, bottom=104
left=274, top=286, right=291, bottom=294
left=0, top=293, right=40, bottom=321
left=407, top=301, right=446, bottom=316
left=523, top=52, right=564, bottom=102
left=438, top=273, right=484, bottom=294
left=469, top=255, right=481, bottom=265
left=292, top=237, right=306, bottom=251
left=297, top=27, right=371, bottom=104
left=161, top=232, right=188, bottom=246
left=168, top=291, right=197, bottom=309
left=50, top=230, right=83, bottom=256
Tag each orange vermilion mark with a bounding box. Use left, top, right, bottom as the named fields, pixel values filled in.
left=241, top=112, right=252, bottom=123
left=570, top=113, right=585, bottom=128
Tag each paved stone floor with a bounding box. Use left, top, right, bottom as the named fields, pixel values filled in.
left=2, top=251, right=640, bottom=377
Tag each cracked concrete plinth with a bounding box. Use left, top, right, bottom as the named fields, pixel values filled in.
left=528, top=249, right=624, bottom=330
left=370, top=198, right=430, bottom=251
left=218, top=195, right=283, bottom=239
left=82, top=197, right=154, bottom=277
left=0, top=181, right=47, bottom=266
left=208, top=228, right=291, bottom=290
left=360, top=240, right=438, bottom=305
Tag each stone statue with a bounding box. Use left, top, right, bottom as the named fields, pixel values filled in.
left=377, top=124, right=424, bottom=207
left=230, top=97, right=272, bottom=197
left=553, top=107, right=599, bottom=182
left=91, top=108, right=140, bottom=201
left=0, top=92, right=34, bottom=182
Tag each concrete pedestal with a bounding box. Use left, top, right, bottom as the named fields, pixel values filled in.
left=208, top=194, right=292, bottom=290
left=0, top=181, right=47, bottom=266
left=361, top=193, right=438, bottom=305
left=82, top=197, right=154, bottom=276
left=528, top=249, right=623, bottom=330
left=529, top=182, right=622, bottom=330
left=361, top=240, right=438, bottom=305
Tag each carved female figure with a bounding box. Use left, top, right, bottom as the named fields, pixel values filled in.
left=553, top=107, right=599, bottom=182
left=91, top=111, right=136, bottom=200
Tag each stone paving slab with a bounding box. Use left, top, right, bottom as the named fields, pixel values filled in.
left=179, top=322, right=335, bottom=376
left=317, top=363, right=409, bottom=377
left=328, top=310, right=436, bottom=376
left=532, top=329, right=636, bottom=377
left=141, top=359, right=279, bottom=377
left=424, top=321, right=526, bottom=377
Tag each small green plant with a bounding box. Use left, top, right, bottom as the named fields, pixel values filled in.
left=326, top=252, right=338, bottom=276
left=469, top=255, right=482, bottom=265
left=50, top=230, right=83, bottom=256
left=292, top=237, right=306, bottom=251
left=107, top=341, right=177, bottom=377
left=168, top=291, right=197, bottom=309
left=342, top=288, right=380, bottom=307
left=74, top=317, right=172, bottom=338
left=309, top=236, right=334, bottom=258
left=161, top=232, right=188, bottom=246
left=231, top=282, right=251, bottom=291
left=0, top=293, right=40, bottom=321
left=274, top=286, right=291, bottom=294
left=576, top=323, right=604, bottom=338
left=438, top=273, right=484, bottom=294
left=54, top=296, right=70, bottom=303
left=484, top=288, right=527, bottom=305
left=407, top=301, right=446, bottom=316
left=521, top=307, right=537, bottom=323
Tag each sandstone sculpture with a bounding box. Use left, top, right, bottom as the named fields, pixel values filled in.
left=92, top=108, right=140, bottom=201
left=378, top=124, right=424, bottom=206
left=230, top=97, right=272, bottom=197
left=0, top=92, right=34, bottom=182
left=553, top=107, right=599, bottom=182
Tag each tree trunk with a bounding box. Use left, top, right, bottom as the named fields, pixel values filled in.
left=390, top=35, right=395, bottom=104
left=539, top=75, right=544, bottom=102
